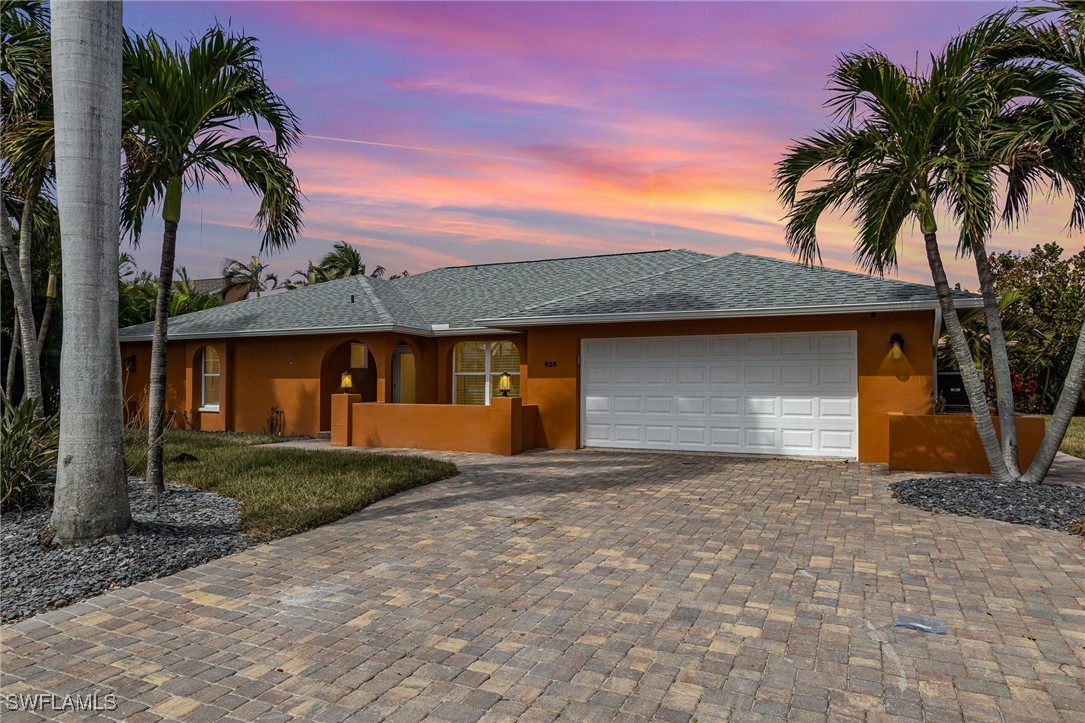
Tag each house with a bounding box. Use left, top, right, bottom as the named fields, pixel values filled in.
left=189, top=277, right=249, bottom=304
left=118, top=249, right=1044, bottom=471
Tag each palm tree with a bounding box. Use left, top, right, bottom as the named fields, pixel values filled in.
left=1, top=0, right=55, bottom=415
left=170, top=267, right=220, bottom=316
left=979, top=1, right=1085, bottom=483
left=775, top=15, right=1083, bottom=483
left=49, top=0, right=131, bottom=543
left=286, top=259, right=327, bottom=289
left=121, top=27, right=303, bottom=494
left=318, top=241, right=385, bottom=279
left=221, top=255, right=279, bottom=298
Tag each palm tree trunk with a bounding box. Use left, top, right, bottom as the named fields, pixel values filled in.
left=973, top=248, right=1019, bottom=477
left=49, top=0, right=132, bottom=543
left=1020, top=323, right=1085, bottom=484
left=5, top=315, right=20, bottom=400
left=145, top=219, right=178, bottom=495
left=0, top=203, right=44, bottom=415
left=35, top=273, right=56, bottom=355
left=923, top=230, right=1012, bottom=483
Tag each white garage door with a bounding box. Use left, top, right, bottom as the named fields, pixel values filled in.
left=581, top=331, right=858, bottom=458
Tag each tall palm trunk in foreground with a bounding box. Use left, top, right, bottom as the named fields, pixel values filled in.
left=49, top=0, right=132, bottom=543
left=919, top=216, right=1010, bottom=483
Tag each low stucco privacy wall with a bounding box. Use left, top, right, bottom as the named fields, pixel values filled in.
left=332, top=395, right=538, bottom=455
left=888, top=413, right=1046, bottom=474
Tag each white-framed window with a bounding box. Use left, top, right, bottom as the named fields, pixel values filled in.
left=453, top=340, right=520, bottom=405
left=200, top=346, right=220, bottom=411
left=350, top=343, right=369, bottom=368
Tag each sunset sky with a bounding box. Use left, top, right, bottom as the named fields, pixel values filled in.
left=123, top=1, right=1081, bottom=288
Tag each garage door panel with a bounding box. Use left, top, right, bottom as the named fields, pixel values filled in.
left=711, top=365, right=742, bottom=384
left=582, top=332, right=857, bottom=458
left=676, top=396, right=706, bottom=415
left=710, top=396, right=742, bottom=416
left=745, top=397, right=777, bottom=416
left=744, top=366, right=776, bottom=385
left=819, top=397, right=855, bottom=418
left=820, top=430, right=856, bottom=453
left=819, top=333, right=855, bottom=355
left=645, top=426, right=674, bottom=443
left=585, top=395, right=610, bottom=413
left=584, top=340, right=612, bottom=359
left=781, top=428, right=816, bottom=450
left=677, top=426, right=707, bottom=444
left=646, top=339, right=673, bottom=356
left=781, top=365, right=815, bottom=385
left=781, top=398, right=816, bottom=417
left=780, top=335, right=816, bottom=355
left=745, top=427, right=778, bottom=448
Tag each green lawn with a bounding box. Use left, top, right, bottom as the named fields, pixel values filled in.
left=1045, top=415, right=1085, bottom=459
left=125, top=430, right=458, bottom=540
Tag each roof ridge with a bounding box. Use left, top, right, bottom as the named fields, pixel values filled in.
left=408, top=248, right=701, bottom=276
left=726, top=252, right=951, bottom=291
left=514, top=253, right=723, bottom=313
left=354, top=276, right=393, bottom=324
left=367, top=275, right=431, bottom=325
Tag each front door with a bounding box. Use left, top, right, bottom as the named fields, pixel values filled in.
left=391, top=344, right=416, bottom=403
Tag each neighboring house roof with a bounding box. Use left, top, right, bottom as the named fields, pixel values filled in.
left=119, top=250, right=982, bottom=341
left=189, top=277, right=248, bottom=304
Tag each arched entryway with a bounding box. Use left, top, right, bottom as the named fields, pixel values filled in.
left=319, top=340, right=377, bottom=432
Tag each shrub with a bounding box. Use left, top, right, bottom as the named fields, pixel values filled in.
left=1, top=394, right=59, bottom=511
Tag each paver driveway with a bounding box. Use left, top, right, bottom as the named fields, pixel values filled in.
left=2, top=448, right=1084, bottom=722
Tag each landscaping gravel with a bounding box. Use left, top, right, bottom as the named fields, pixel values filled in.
left=891, top=476, right=1085, bottom=533
left=1, top=479, right=250, bottom=624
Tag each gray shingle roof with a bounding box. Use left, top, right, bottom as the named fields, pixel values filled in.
left=395, top=249, right=710, bottom=329
left=118, top=275, right=427, bottom=340
left=480, top=253, right=979, bottom=322
left=119, top=249, right=978, bottom=340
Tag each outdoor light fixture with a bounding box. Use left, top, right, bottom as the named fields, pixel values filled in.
left=889, top=333, right=905, bottom=361
left=340, top=370, right=353, bottom=391
left=498, top=372, right=512, bottom=397
left=123, top=355, right=136, bottom=372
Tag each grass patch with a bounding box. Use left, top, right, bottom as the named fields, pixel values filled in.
left=125, top=430, right=458, bottom=540
left=1043, top=415, right=1085, bottom=460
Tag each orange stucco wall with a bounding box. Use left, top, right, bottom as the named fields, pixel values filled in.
left=888, top=413, right=1045, bottom=473
left=122, top=332, right=442, bottom=437
left=121, top=310, right=934, bottom=462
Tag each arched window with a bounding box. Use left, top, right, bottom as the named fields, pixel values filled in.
left=453, top=341, right=520, bottom=405
left=200, top=347, right=220, bottom=411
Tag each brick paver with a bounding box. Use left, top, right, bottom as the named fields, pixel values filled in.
left=2, top=447, right=1084, bottom=721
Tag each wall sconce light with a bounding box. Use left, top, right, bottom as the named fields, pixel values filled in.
left=889, top=333, right=905, bottom=361
left=340, top=370, right=354, bottom=392
left=498, top=372, right=512, bottom=397
left=123, top=355, right=137, bottom=372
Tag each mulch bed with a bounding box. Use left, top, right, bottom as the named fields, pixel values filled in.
left=890, top=476, right=1085, bottom=534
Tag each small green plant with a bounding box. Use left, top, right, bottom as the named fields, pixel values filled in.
left=1, top=393, right=59, bottom=511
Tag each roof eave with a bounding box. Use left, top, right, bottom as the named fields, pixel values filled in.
left=119, top=322, right=435, bottom=343
left=118, top=322, right=522, bottom=343
left=475, top=299, right=984, bottom=328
